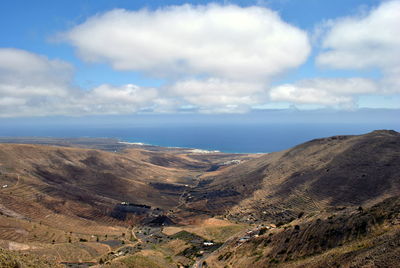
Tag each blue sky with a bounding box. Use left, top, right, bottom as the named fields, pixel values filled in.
left=0, top=0, right=382, bottom=86
left=0, top=0, right=399, bottom=118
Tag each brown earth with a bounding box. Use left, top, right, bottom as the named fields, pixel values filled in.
left=185, top=130, right=400, bottom=224
left=0, top=130, right=398, bottom=267
left=204, top=196, right=400, bottom=268
left=0, top=141, right=252, bottom=266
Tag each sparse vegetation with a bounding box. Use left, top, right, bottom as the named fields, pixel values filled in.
left=119, top=254, right=166, bottom=268
left=0, top=131, right=398, bottom=268
left=0, top=248, right=60, bottom=267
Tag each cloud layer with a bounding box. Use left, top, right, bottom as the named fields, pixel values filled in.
left=317, top=0, right=400, bottom=93
left=169, top=78, right=266, bottom=113
left=64, top=5, right=310, bottom=81
left=317, top=1, right=400, bottom=72
left=0, top=48, right=159, bottom=117
left=272, top=0, right=400, bottom=107
left=270, top=78, right=377, bottom=107
left=60, top=4, right=314, bottom=112
left=0, top=48, right=73, bottom=116
left=1, top=2, right=400, bottom=117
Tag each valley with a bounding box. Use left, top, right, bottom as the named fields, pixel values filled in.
left=0, top=130, right=399, bottom=267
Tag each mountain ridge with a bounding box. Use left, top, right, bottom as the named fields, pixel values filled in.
left=183, top=129, right=400, bottom=223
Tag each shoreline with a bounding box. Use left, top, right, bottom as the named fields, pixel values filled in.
left=0, top=136, right=268, bottom=154
left=118, top=140, right=268, bottom=155
left=118, top=141, right=222, bottom=154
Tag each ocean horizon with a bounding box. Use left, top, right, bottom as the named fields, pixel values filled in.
left=1, top=121, right=398, bottom=153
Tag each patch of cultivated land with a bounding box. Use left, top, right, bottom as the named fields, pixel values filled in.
left=163, top=218, right=248, bottom=242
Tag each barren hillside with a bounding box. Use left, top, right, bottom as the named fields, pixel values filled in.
left=185, top=130, right=400, bottom=223
left=203, top=196, right=400, bottom=268
left=0, top=130, right=398, bottom=267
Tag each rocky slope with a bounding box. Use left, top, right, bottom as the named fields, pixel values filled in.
left=203, top=196, right=400, bottom=268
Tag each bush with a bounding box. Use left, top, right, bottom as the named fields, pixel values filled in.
left=270, top=258, right=279, bottom=263
left=259, top=228, right=268, bottom=235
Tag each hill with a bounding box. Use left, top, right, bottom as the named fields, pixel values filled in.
left=0, top=130, right=398, bottom=267
left=184, top=130, right=400, bottom=223
left=0, top=141, right=252, bottom=266
left=201, top=196, right=400, bottom=268
left=0, top=247, right=61, bottom=268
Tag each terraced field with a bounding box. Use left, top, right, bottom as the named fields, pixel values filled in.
left=0, top=141, right=254, bottom=266
left=186, top=130, right=400, bottom=224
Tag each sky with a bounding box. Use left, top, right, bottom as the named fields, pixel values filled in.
left=0, top=0, right=400, bottom=118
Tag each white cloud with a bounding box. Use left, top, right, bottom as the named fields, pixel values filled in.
left=63, top=4, right=310, bottom=81
left=169, top=78, right=266, bottom=113
left=78, top=84, right=159, bottom=114
left=90, top=84, right=158, bottom=105
left=58, top=4, right=311, bottom=113
left=0, top=48, right=75, bottom=117
left=317, top=0, right=400, bottom=92
left=0, top=48, right=160, bottom=117
left=271, top=0, right=400, bottom=109
left=4, top=2, right=400, bottom=116
left=269, top=78, right=378, bottom=107
left=0, top=48, right=73, bottom=98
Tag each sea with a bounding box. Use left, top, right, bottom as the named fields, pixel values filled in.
left=1, top=118, right=398, bottom=153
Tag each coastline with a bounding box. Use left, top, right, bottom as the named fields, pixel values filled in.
left=118, top=141, right=222, bottom=154
left=118, top=140, right=268, bottom=155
